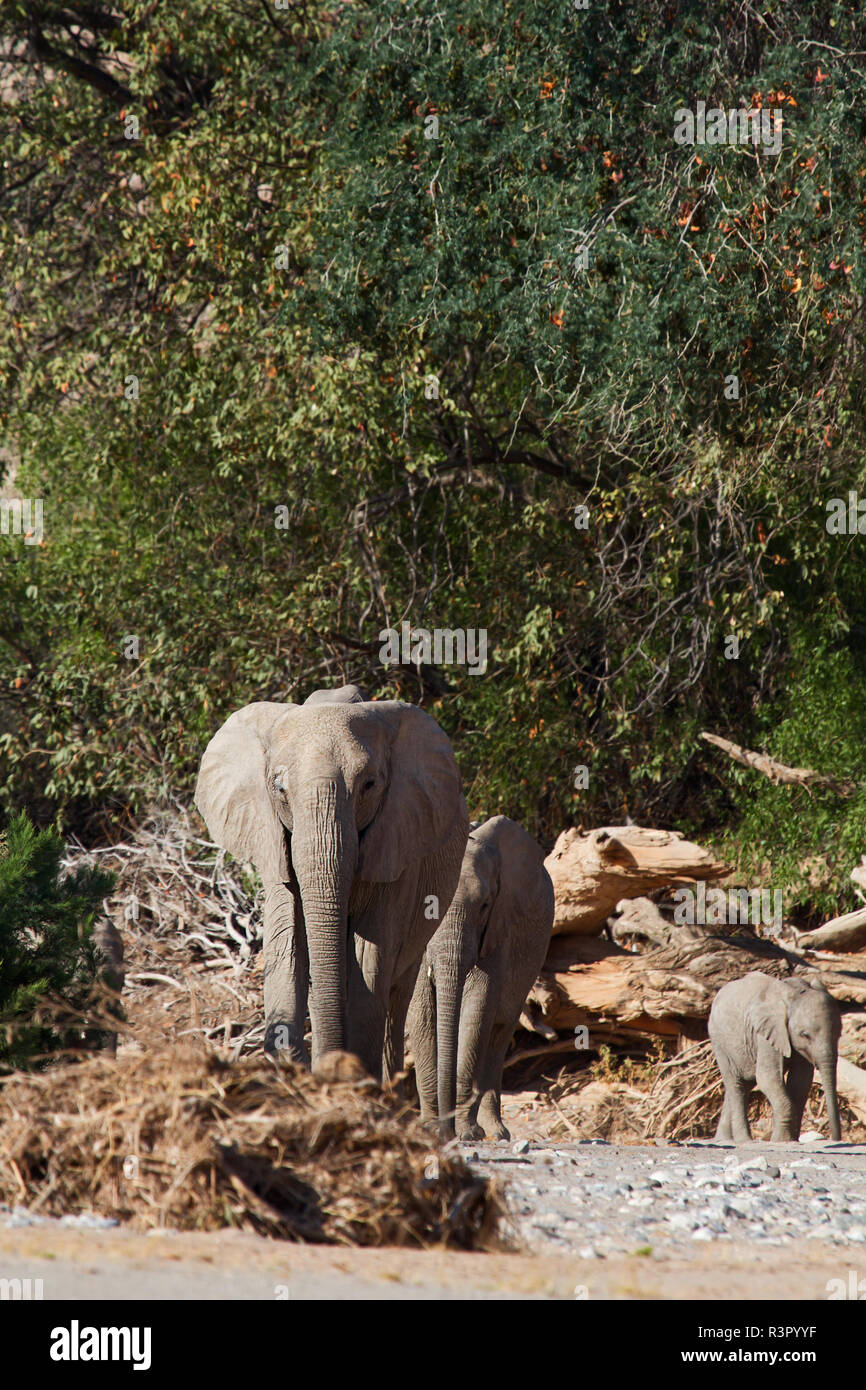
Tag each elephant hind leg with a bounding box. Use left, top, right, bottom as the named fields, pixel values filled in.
left=714, top=1048, right=754, bottom=1143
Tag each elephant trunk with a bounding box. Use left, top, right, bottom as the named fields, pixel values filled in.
left=435, top=917, right=473, bottom=1141
left=290, top=781, right=356, bottom=1069
left=818, top=1055, right=842, bottom=1142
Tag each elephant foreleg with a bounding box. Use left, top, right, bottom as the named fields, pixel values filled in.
left=714, top=1092, right=733, bottom=1142
left=756, top=1043, right=797, bottom=1141
left=347, top=875, right=417, bottom=1080
left=406, top=960, right=438, bottom=1126
left=346, top=936, right=388, bottom=1079
left=785, top=1053, right=814, bottom=1142
left=263, top=881, right=309, bottom=1065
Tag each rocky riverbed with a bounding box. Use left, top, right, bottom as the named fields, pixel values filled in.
left=463, top=1139, right=866, bottom=1259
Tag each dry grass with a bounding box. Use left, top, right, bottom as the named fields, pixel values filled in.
left=642, top=1041, right=724, bottom=1139
left=0, top=1044, right=507, bottom=1248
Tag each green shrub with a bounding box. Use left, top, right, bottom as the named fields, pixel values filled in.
left=0, top=812, right=116, bottom=1070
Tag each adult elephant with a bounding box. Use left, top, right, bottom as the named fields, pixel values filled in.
left=194, top=687, right=467, bottom=1079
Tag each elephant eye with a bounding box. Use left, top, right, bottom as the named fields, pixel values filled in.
left=362, top=778, right=376, bottom=792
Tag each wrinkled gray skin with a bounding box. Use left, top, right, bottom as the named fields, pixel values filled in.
left=408, top=816, right=554, bottom=1141
left=195, top=685, right=468, bottom=1079
left=708, top=971, right=842, bottom=1143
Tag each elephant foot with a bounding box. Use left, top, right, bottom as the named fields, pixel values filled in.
left=264, top=1043, right=310, bottom=1068
left=458, top=1124, right=485, bottom=1143
left=264, top=1023, right=309, bottom=1067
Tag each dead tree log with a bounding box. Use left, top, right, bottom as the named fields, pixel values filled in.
left=838, top=1059, right=866, bottom=1125
left=545, top=826, right=728, bottom=936
left=796, top=907, right=866, bottom=954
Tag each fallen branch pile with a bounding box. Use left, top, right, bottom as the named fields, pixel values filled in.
left=64, top=808, right=265, bottom=1054
left=0, top=1045, right=504, bottom=1248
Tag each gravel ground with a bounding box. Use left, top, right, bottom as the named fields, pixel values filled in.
left=463, top=1138, right=866, bottom=1258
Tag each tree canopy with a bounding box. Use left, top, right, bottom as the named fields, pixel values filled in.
left=2, top=0, right=866, bottom=916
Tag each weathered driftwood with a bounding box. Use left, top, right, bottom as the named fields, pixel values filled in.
left=610, top=895, right=669, bottom=948
left=796, top=906, right=866, bottom=954
left=841, top=1013, right=866, bottom=1067
left=700, top=731, right=857, bottom=797
left=545, top=825, right=728, bottom=937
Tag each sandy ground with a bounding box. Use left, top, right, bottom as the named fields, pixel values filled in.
left=1, top=1219, right=863, bottom=1301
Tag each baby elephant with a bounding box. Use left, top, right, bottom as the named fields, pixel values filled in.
left=408, top=816, right=554, bottom=1142
left=708, top=971, right=842, bottom=1143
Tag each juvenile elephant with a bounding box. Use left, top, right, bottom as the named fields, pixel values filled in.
left=195, top=689, right=468, bottom=1079
left=407, top=816, right=554, bottom=1141
left=708, top=971, right=842, bottom=1143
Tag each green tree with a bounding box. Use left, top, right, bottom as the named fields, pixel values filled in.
left=0, top=812, right=116, bottom=1069
left=0, top=0, right=865, bottom=894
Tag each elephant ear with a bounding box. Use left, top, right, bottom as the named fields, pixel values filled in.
left=194, top=702, right=296, bottom=882
left=357, top=702, right=465, bottom=883
left=750, top=991, right=792, bottom=1058
left=479, top=817, right=552, bottom=959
